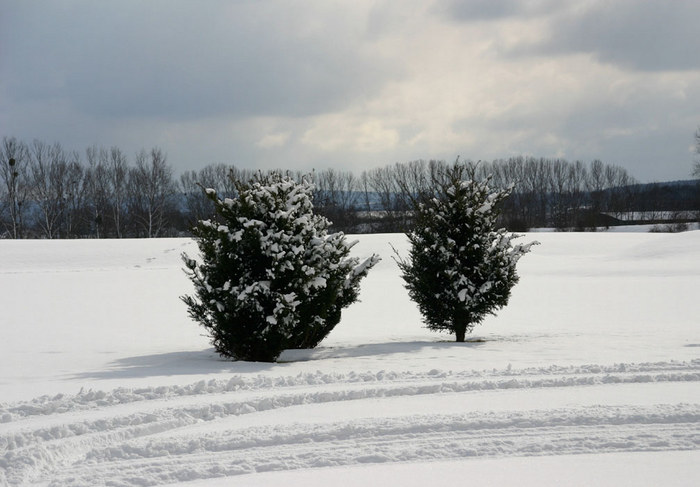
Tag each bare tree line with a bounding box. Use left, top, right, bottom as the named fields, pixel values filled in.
left=478, top=157, right=639, bottom=230
left=320, top=158, right=641, bottom=232
left=176, top=157, right=667, bottom=233
left=2, top=135, right=696, bottom=238
left=1, top=137, right=178, bottom=238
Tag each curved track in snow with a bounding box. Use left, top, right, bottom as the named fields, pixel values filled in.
left=2, top=360, right=698, bottom=486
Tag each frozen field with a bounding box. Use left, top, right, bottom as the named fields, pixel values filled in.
left=1, top=231, right=699, bottom=486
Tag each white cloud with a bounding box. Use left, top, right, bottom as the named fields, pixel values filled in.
left=301, top=117, right=400, bottom=153
left=256, top=132, right=291, bottom=149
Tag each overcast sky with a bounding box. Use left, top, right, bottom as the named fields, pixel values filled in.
left=2, top=0, right=699, bottom=182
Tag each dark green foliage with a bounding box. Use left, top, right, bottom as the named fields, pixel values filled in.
left=394, top=163, right=537, bottom=341
left=181, top=172, right=379, bottom=362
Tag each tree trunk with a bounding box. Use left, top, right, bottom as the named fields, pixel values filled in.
left=454, top=315, right=469, bottom=342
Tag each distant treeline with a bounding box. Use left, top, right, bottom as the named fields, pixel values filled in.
left=1, top=136, right=698, bottom=238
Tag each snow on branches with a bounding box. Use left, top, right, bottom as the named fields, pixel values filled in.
left=394, top=162, right=538, bottom=342
left=182, top=172, right=379, bottom=362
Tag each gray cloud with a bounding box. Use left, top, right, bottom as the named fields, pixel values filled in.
left=437, top=0, right=560, bottom=21
left=439, top=1, right=700, bottom=72
left=1, top=1, right=398, bottom=121
left=520, top=1, right=700, bottom=72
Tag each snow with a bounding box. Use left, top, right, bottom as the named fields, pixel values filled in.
left=1, top=231, right=699, bottom=486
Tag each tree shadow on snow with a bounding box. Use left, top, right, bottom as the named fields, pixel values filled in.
left=72, top=349, right=278, bottom=380
left=73, top=340, right=488, bottom=380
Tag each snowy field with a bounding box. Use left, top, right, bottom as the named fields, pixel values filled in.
left=1, top=231, right=699, bottom=486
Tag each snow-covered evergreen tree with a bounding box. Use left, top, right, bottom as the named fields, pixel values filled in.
left=394, top=163, right=537, bottom=342
left=182, top=172, right=379, bottom=362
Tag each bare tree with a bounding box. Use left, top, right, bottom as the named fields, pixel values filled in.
left=359, top=170, right=373, bottom=214
left=604, top=164, right=636, bottom=219
left=312, top=168, right=360, bottom=231
left=500, top=157, right=528, bottom=228
left=393, top=160, right=431, bottom=209
left=693, top=127, right=700, bottom=223
left=30, top=140, right=73, bottom=239
left=365, top=166, right=406, bottom=231
left=336, top=170, right=359, bottom=215
left=548, top=159, right=570, bottom=229
left=129, top=148, right=176, bottom=237
left=107, top=147, right=129, bottom=238
left=85, top=146, right=111, bottom=238
left=82, top=146, right=130, bottom=237
left=0, top=137, right=30, bottom=238
left=179, top=169, right=211, bottom=227
left=63, top=151, right=90, bottom=237
left=693, top=127, right=700, bottom=178
left=587, top=159, right=607, bottom=221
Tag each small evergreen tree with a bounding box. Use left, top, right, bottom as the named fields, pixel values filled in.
left=394, top=163, right=537, bottom=342
left=182, top=172, right=379, bottom=362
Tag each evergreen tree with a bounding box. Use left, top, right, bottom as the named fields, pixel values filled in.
left=394, top=163, right=537, bottom=342
left=182, top=172, right=379, bottom=362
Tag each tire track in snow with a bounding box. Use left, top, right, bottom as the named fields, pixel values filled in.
left=1, top=360, right=699, bottom=486
left=3, top=359, right=698, bottom=420
left=15, top=406, right=700, bottom=487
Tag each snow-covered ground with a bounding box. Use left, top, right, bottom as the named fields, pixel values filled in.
left=1, top=231, right=699, bottom=486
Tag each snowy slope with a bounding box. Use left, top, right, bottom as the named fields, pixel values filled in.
left=1, top=232, right=699, bottom=486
